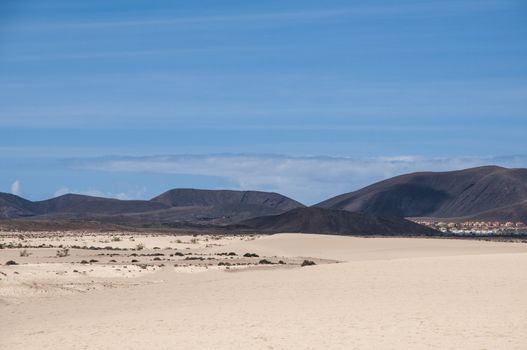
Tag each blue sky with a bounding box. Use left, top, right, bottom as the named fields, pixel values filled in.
left=1, top=0, right=526, bottom=204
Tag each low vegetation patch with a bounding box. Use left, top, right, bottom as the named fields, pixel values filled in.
left=301, top=260, right=316, bottom=267
left=184, top=256, right=205, bottom=261
left=258, top=259, right=273, bottom=265
left=217, top=252, right=237, bottom=256
left=56, top=248, right=70, bottom=257
left=19, top=249, right=31, bottom=257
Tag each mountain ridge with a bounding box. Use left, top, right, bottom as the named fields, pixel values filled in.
left=234, top=207, right=440, bottom=236
left=316, top=166, right=527, bottom=221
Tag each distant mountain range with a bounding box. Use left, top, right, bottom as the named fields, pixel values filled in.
left=1, top=165, right=526, bottom=234
left=0, top=189, right=304, bottom=223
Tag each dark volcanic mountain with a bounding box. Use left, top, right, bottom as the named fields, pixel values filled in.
left=133, top=189, right=305, bottom=224
left=0, top=193, right=35, bottom=218
left=0, top=189, right=304, bottom=225
left=32, top=194, right=169, bottom=216
left=236, top=207, right=439, bottom=235
left=152, top=188, right=302, bottom=211
left=316, top=166, right=527, bottom=221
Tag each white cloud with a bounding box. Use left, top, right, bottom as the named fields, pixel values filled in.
left=67, top=154, right=527, bottom=204
left=10, top=180, right=21, bottom=196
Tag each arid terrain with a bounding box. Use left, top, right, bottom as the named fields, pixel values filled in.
left=1, top=231, right=526, bottom=349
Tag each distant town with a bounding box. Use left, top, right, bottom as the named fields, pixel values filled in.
left=413, top=220, right=527, bottom=236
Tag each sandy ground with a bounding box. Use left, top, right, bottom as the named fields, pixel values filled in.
left=1, top=232, right=526, bottom=349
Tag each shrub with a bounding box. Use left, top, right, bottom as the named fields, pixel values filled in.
left=243, top=253, right=259, bottom=258
left=80, top=260, right=89, bottom=264
left=111, top=237, right=121, bottom=242
left=89, top=259, right=98, bottom=263
left=5, top=260, right=18, bottom=265
left=135, top=243, right=145, bottom=250
left=56, top=248, right=70, bottom=258
left=184, top=256, right=204, bottom=261
left=131, top=259, right=139, bottom=263
left=301, top=260, right=316, bottom=267
left=278, top=260, right=285, bottom=264
left=153, top=257, right=161, bottom=261
left=258, top=259, right=273, bottom=265
left=19, top=249, right=31, bottom=257
left=109, top=259, right=117, bottom=263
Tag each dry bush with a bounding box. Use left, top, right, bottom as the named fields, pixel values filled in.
left=19, top=249, right=31, bottom=257
left=56, top=248, right=70, bottom=257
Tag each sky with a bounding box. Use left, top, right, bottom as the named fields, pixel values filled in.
left=0, top=0, right=526, bottom=204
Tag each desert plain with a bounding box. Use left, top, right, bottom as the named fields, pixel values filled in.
left=1, top=231, right=526, bottom=349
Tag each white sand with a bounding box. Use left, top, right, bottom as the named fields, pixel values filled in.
left=1, top=233, right=526, bottom=349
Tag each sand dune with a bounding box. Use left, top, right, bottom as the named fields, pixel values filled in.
left=1, top=233, right=526, bottom=349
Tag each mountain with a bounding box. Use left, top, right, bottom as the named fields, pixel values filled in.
left=32, top=194, right=169, bottom=216
left=316, top=166, right=527, bottom=221
left=457, top=201, right=527, bottom=222
left=0, top=189, right=304, bottom=225
left=235, top=207, right=439, bottom=235
left=148, top=189, right=304, bottom=223
left=0, top=193, right=35, bottom=219
left=151, top=188, right=302, bottom=211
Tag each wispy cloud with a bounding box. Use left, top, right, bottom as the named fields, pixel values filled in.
left=14, top=0, right=510, bottom=31
left=66, top=154, right=527, bottom=204
left=0, top=45, right=284, bottom=63
left=10, top=180, right=21, bottom=196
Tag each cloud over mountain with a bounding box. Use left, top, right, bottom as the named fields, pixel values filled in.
left=67, top=154, right=527, bottom=204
